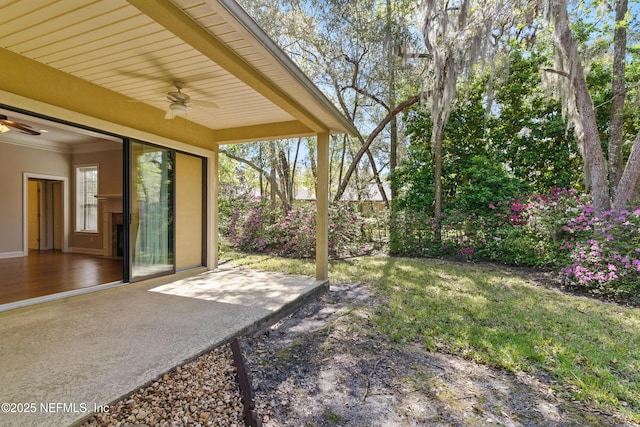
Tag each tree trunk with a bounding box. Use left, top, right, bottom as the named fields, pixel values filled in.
left=608, top=0, right=628, bottom=198
left=259, top=144, right=264, bottom=198
left=387, top=0, right=398, bottom=200
left=390, top=116, right=398, bottom=199
left=307, top=139, right=318, bottom=197
left=291, top=138, right=301, bottom=203
left=613, top=134, right=640, bottom=211
left=338, top=134, right=347, bottom=191
left=365, top=148, right=390, bottom=208
left=432, top=116, right=443, bottom=242
left=572, top=63, right=611, bottom=216
left=551, top=0, right=610, bottom=216
left=429, top=51, right=454, bottom=244
left=268, top=142, right=277, bottom=210
left=278, top=147, right=291, bottom=213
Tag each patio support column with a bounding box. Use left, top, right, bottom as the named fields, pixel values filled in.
left=211, top=146, right=219, bottom=269
left=316, top=132, right=329, bottom=281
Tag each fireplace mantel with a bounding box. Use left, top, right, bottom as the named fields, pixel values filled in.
left=96, top=194, right=122, bottom=201
left=96, top=194, right=123, bottom=257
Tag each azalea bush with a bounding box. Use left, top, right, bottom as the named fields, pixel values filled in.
left=225, top=196, right=275, bottom=253
left=270, top=203, right=317, bottom=258
left=474, top=188, right=583, bottom=266
left=223, top=197, right=366, bottom=258
left=560, top=206, right=640, bottom=302
left=326, top=201, right=367, bottom=256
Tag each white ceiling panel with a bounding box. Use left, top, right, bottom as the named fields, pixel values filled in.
left=0, top=0, right=354, bottom=142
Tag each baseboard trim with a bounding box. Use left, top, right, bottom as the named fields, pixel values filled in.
left=0, top=251, right=24, bottom=259
left=0, top=280, right=125, bottom=314
left=68, top=247, right=104, bottom=256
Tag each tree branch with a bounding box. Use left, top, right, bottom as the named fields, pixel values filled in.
left=334, top=91, right=429, bottom=201
left=220, top=149, right=285, bottom=201
left=542, top=67, right=570, bottom=79
left=345, top=85, right=389, bottom=110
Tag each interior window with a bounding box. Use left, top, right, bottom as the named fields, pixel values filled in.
left=76, top=165, right=98, bottom=232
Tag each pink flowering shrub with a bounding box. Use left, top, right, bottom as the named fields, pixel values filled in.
left=559, top=206, right=640, bottom=302
left=475, top=188, right=583, bottom=266
left=271, top=201, right=366, bottom=258
left=269, top=203, right=319, bottom=258
left=223, top=197, right=366, bottom=258
left=225, top=196, right=275, bottom=253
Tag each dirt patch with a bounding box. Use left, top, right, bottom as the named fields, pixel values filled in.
left=240, top=279, right=637, bottom=427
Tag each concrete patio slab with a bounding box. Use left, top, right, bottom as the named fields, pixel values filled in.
left=0, top=263, right=328, bottom=427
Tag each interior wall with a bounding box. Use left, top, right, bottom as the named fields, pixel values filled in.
left=70, top=148, right=122, bottom=252
left=0, top=141, right=70, bottom=255
left=49, top=181, right=64, bottom=250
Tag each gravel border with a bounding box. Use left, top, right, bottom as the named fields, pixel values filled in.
left=82, top=345, right=243, bottom=427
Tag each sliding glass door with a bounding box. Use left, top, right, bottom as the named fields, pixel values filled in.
left=130, top=141, right=174, bottom=280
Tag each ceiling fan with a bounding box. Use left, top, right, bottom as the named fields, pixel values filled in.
left=0, top=114, right=41, bottom=136
left=164, top=81, right=218, bottom=119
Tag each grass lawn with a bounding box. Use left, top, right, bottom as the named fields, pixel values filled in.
left=222, top=249, right=640, bottom=423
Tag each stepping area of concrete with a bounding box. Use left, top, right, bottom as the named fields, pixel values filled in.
left=0, top=263, right=328, bottom=426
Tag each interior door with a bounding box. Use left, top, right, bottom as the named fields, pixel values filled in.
left=27, top=180, right=41, bottom=250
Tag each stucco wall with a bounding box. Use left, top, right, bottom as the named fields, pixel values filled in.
left=176, top=152, right=204, bottom=270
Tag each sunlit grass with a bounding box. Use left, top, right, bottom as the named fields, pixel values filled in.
left=222, top=248, right=640, bottom=422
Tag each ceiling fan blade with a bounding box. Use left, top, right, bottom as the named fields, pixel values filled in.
left=117, top=53, right=215, bottom=85
left=0, top=116, right=40, bottom=136
left=191, top=99, right=219, bottom=109
left=118, top=70, right=170, bottom=82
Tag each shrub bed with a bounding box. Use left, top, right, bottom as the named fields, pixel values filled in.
left=560, top=205, right=640, bottom=302
left=223, top=197, right=366, bottom=258
left=390, top=188, right=640, bottom=303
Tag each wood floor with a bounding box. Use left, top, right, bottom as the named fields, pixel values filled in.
left=0, top=251, right=123, bottom=306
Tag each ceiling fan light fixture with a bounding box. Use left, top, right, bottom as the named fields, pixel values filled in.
left=169, top=102, right=187, bottom=116
left=0, top=123, right=9, bottom=133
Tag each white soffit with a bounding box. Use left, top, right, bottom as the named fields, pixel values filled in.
left=178, top=0, right=357, bottom=135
